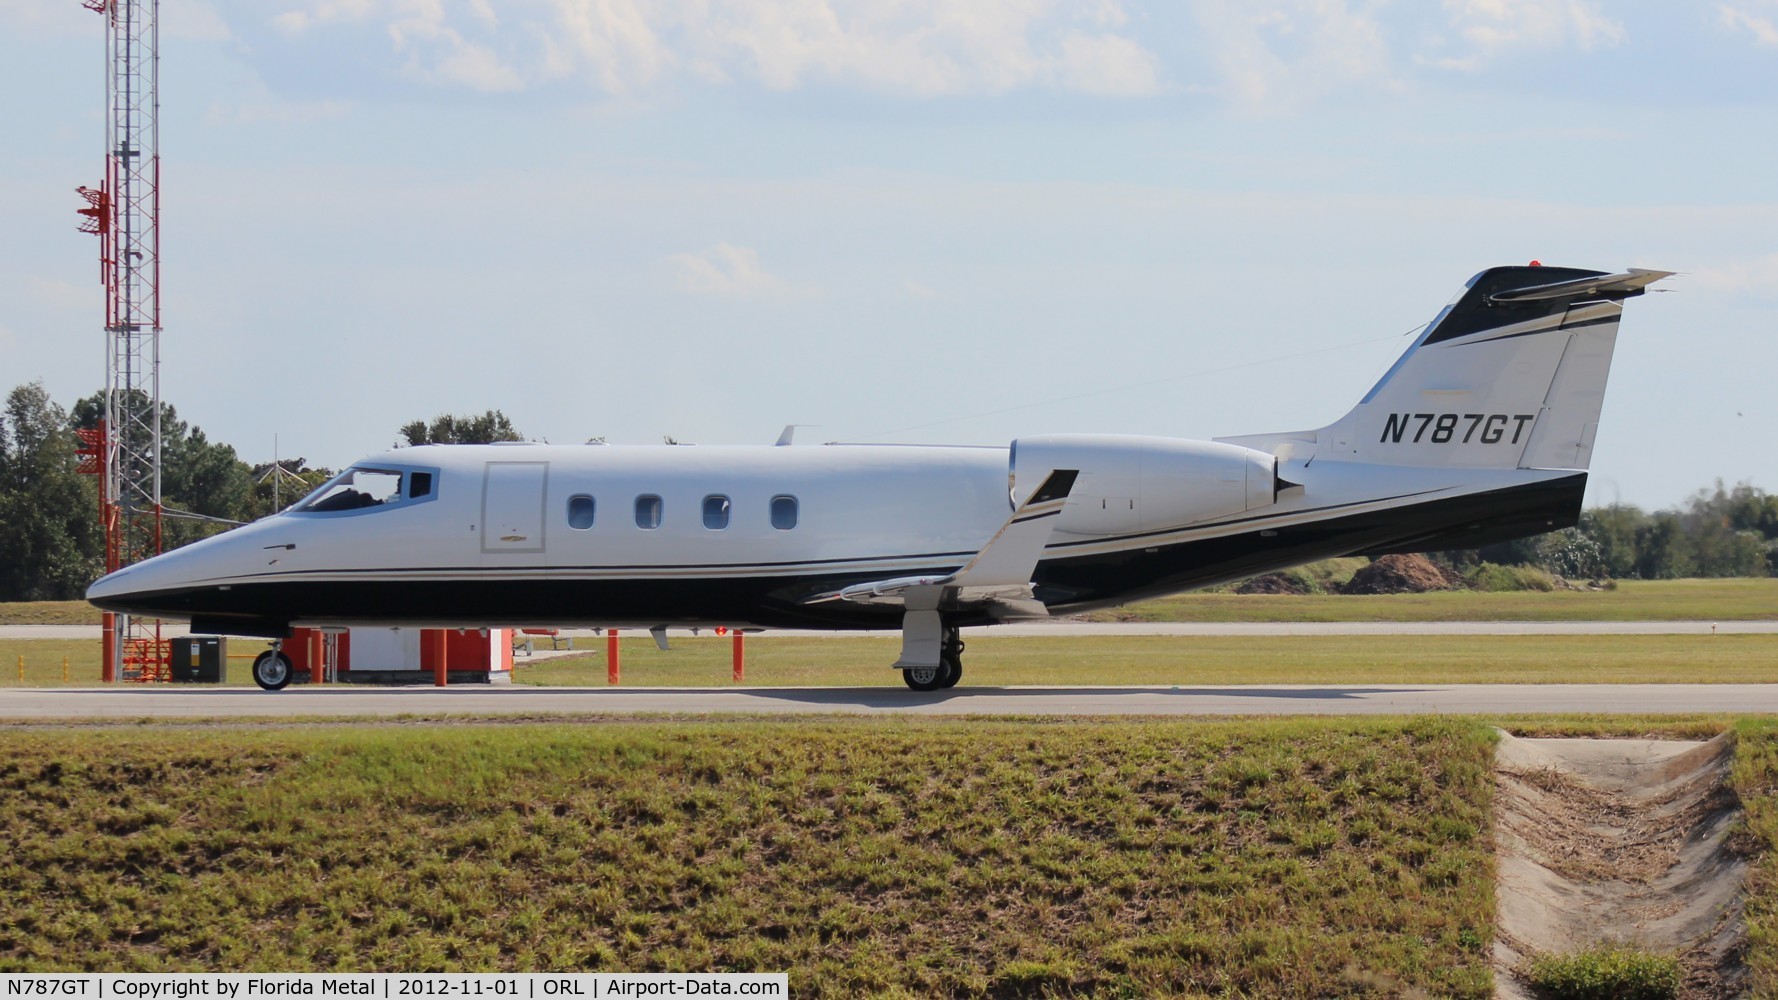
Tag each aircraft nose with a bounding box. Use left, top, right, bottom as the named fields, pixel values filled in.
left=84, top=530, right=242, bottom=613
left=88, top=566, right=129, bottom=601
left=86, top=562, right=159, bottom=611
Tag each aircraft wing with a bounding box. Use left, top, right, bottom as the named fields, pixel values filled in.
left=805, top=469, right=1077, bottom=618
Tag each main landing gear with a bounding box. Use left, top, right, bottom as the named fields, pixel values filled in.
left=901, top=628, right=964, bottom=692
left=252, top=641, right=294, bottom=691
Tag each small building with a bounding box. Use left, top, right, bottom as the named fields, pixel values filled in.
left=282, top=627, right=513, bottom=684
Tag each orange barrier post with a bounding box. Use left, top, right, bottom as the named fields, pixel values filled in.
left=16, top=654, right=22, bottom=683
left=435, top=630, right=449, bottom=687
left=732, top=631, right=745, bottom=683
left=101, top=612, right=116, bottom=683
left=607, top=629, right=620, bottom=685
left=309, top=631, right=324, bottom=685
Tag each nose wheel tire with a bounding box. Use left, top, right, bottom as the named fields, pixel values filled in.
left=252, top=650, right=294, bottom=691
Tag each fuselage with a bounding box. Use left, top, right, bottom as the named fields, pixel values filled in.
left=89, top=263, right=1663, bottom=644
left=86, top=439, right=1584, bottom=635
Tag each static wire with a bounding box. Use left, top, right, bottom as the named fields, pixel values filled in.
left=853, top=323, right=1429, bottom=442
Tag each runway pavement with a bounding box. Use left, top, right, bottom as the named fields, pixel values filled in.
left=5, top=620, right=1775, bottom=640
left=7, top=683, right=1778, bottom=720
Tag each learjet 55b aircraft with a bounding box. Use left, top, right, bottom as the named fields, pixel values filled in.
left=88, top=264, right=1670, bottom=690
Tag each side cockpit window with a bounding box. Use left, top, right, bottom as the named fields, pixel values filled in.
left=293, top=466, right=437, bottom=515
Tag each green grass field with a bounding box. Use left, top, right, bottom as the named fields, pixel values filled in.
left=4, top=718, right=1775, bottom=996
left=1090, top=577, right=1778, bottom=623
left=7, top=633, right=1778, bottom=687
left=518, top=633, right=1778, bottom=687
left=0, top=601, right=100, bottom=625
left=0, top=718, right=1500, bottom=996
left=5, top=577, right=1775, bottom=628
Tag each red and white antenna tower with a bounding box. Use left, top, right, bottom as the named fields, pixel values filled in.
left=75, top=0, right=166, bottom=682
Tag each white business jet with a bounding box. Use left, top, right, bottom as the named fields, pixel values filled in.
left=88, top=264, right=1670, bottom=690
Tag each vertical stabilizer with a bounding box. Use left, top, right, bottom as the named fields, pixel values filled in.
left=1296, top=266, right=1670, bottom=471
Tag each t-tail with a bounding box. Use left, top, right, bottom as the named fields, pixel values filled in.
left=1333, top=265, right=1671, bottom=470
left=1226, top=265, right=1672, bottom=473
left=1215, top=264, right=1671, bottom=556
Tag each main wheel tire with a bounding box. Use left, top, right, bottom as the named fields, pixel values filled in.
left=938, top=653, right=962, bottom=689
left=902, top=664, right=945, bottom=692
left=252, top=650, right=294, bottom=691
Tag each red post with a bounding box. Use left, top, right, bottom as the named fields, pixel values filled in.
left=309, top=630, right=323, bottom=685
left=435, top=629, right=449, bottom=687
left=101, top=612, right=116, bottom=683
left=607, top=629, right=620, bottom=685
left=732, top=631, right=745, bottom=683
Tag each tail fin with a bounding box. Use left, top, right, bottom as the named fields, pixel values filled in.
left=1228, top=265, right=1670, bottom=470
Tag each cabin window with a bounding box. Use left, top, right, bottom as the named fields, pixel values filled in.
left=771, top=495, right=798, bottom=530
left=408, top=472, right=433, bottom=499
left=702, top=495, right=731, bottom=530
left=635, top=494, right=663, bottom=530
left=567, top=495, right=595, bottom=529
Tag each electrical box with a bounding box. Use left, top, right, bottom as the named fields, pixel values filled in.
left=172, top=636, right=226, bottom=683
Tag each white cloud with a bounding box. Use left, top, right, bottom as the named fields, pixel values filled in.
left=264, top=0, right=1163, bottom=97
left=271, top=0, right=376, bottom=37
left=1423, top=0, right=1625, bottom=70
left=1719, top=3, right=1778, bottom=47
left=205, top=97, right=353, bottom=126
left=1692, top=254, right=1778, bottom=295
left=27, top=276, right=99, bottom=313
left=164, top=0, right=232, bottom=41
left=667, top=243, right=809, bottom=297
left=0, top=0, right=99, bottom=35
left=1189, top=1, right=1395, bottom=110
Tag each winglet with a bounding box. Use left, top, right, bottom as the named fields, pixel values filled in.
left=950, top=468, right=1077, bottom=587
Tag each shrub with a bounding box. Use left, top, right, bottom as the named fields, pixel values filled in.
left=1522, top=946, right=1681, bottom=1000
left=1465, top=562, right=1556, bottom=592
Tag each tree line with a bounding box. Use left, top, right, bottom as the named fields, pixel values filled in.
left=1443, top=482, right=1778, bottom=581
left=0, top=380, right=520, bottom=601
left=0, top=379, right=1773, bottom=602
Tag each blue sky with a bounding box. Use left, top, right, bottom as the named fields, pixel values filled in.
left=2, top=0, right=1775, bottom=508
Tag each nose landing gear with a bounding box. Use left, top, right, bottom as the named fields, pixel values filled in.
left=251, top=641, right=294, bottom=691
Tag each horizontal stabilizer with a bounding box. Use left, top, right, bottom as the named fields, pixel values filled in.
left=1488, top=268, right=1674, bottom=304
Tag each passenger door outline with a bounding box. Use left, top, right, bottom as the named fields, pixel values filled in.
left=481, top=461, right=549, bottom=554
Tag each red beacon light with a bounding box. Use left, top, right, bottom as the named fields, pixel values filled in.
left=1528, top=260, right=1542, bottom=267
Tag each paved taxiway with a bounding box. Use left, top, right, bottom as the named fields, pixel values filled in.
left=8, top=684, right=1778, bottom=719
left=5, top=620, right=1774, bottom=640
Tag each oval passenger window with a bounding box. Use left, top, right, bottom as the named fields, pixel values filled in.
left=771, top=495, right=798, bottom=530
left=635, top=495, right=662, bottom=530
left=567, top=495, right=595, bottom=529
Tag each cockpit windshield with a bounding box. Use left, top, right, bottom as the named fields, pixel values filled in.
left=293, top=467, right=411, bottom=513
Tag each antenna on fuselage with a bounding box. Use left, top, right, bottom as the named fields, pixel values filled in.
left=775, top=424, right=816, bottom=446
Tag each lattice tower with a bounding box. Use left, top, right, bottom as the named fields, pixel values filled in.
left=75, top=0, right=166, bottom=682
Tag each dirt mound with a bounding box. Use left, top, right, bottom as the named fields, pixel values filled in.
left=1339, top=554, right=1465, bottom=594
left=1493, top=732, right=1747, bottom=999
left=1234, top=574, right=1308, bottom=595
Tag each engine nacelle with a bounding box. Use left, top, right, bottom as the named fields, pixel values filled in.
left=1011, top=434, right=1278, bottom=536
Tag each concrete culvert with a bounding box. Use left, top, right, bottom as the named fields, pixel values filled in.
left=1492, top=731, right=1748, bottom=999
